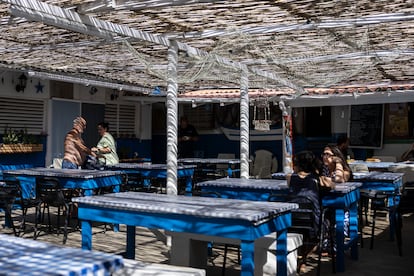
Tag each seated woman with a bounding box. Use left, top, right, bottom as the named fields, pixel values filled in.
left=319, top=144, right=352, bottom=243
left=320, top=144, right=352, bottom=189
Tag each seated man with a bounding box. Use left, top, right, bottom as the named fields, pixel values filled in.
left=401, top=143, right=414, bottom=161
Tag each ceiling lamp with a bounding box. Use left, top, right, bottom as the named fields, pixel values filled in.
left=15, top=73, right=27, bottom=92
left=89, top=86, right=98, bottom=95
left=252, top=96, right=272, bottom=131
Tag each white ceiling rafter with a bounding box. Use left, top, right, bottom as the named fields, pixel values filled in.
left=0, top=63, right=152, bottom=94
left=26, top=70, right=152, bottom=94
left=7, top=0, right=170, bottom=46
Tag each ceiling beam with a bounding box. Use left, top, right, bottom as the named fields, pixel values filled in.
left=7, top=0, right=170, bottom=46
left=284, top=90, right=414, bottom=108
left=123, top=89, right=414, bottom=108
left=28, top=70, right=152, bottom=94
left=0, top=65, right=153, bottom=94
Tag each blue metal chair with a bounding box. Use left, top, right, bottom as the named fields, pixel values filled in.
left=1, top=178, right=42, bottom=238
left=36, top=177, right=73, bottom=244
left=0, top=180, right=19, bottom=236
left=268, top=190, right=335, bottom=276
left=360, top=188, right=402, bottom=256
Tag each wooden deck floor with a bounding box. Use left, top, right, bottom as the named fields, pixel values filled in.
left=1, top=206, right=413, bottom=275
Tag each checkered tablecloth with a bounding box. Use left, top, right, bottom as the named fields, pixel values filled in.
left=3, top=168, right=124, bottom=179
left=178, top=158, right=240, bottom=165
left=0, top=234, right=123, bottom=275
left=73, top=192, right=298, bottom=223
left=352, top=171, right=404, bottom=182
left=106, top=163, right=196, bottom=170
left=196, top=177, right=288, bottom=190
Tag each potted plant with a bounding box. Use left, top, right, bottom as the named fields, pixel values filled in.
left=0, top=127, right=43, bottom=153
left=2, top=126, right=19, bottom=144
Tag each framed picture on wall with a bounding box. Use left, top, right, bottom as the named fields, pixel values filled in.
left=384, top=103, right=409, bottom=137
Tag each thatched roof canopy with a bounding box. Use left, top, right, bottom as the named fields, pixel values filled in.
left=0, top=0, right=413, bottom=101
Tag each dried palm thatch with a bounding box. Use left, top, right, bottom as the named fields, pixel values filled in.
left=0, top=0, right=413, bottom=100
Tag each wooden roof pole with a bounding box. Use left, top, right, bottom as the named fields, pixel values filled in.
left=240, top=69, right=250, bottom=179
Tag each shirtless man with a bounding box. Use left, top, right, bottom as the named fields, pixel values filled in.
left=62, top=116, right=93, bottom=169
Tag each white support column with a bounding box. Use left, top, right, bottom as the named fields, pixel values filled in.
left=240, top=69, right=250, bottom=179
left=166, top=40, right=179, bottom=195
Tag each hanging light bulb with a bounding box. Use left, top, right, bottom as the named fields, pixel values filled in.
left=15, top=73, right=27, bottom=92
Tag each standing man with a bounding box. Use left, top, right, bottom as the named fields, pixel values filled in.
left=337, top=135, right=354, bottom=160
left=62, top=116, right=93, bottom=169
left=178, top=116, right=199, bottom=158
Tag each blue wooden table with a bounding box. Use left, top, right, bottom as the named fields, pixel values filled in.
left=353, top=171, right=403, bottom=207
left=179, top=158, right=241, bottom=178
left=348, top=160, right=397, bottom=171
left=196, top=177, right=288, bottom=201
left=0, top=234, right=123, bottom=275
left=0, top=164, right=33, bottom=180
left=106, top=163, right=196, bottom=194
left=3, top=168, right=124, bottom=197
left=353, top=172, right=404, bottom=192
left=272, top=172, right=288, bottom=180
left=273, top=171, right=403, bottom=194
left=321, top=182, right=362, bottom=272
left=72, top=192, right=297, bottom=276
left=195, top=177, right=362, bottom=273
